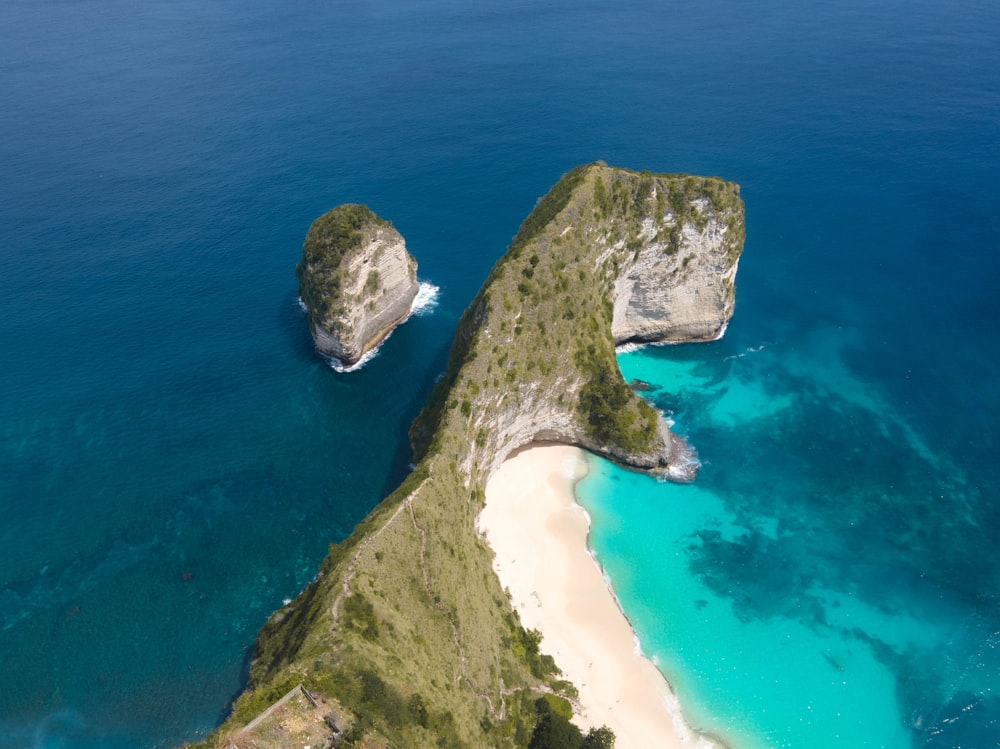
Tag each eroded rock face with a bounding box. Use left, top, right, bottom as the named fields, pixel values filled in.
left=297, top=204, right=419, bottom=367
left=410, top=164, right=745, bottom=487
left=611, top=200, right=742, bottom=344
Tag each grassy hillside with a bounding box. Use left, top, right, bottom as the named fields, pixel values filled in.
left=189, top=163, right=744, bottom=748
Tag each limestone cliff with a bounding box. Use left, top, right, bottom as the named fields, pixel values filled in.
left=192, top=164, right=744, bottom=749
left=409, top=164, right=744, bottom=485
left=297, top=204, right=419, bottom=367
left=611, top=195, right=742, bottom=343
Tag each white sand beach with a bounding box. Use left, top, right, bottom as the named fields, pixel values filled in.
left=478, top=444, right=717, bottom=749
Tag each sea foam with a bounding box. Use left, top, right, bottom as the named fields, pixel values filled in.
left=320, top=280, right=439, bottom=373
left=616, top=338, right=689, bottom=354
left=615, top=342, right=645, bottom=354
left=410, top=281, right=441, bottom=316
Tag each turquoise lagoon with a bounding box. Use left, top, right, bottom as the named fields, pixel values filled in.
left=577, top=324, right=1000, bottom=747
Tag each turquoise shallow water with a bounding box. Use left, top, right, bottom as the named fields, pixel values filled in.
left=1, top=0, right=998, bottom=746
left=576, top=330, right=1000, bottom=747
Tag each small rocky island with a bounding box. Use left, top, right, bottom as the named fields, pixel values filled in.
left=190, top=164, right=744, bottom=749
left=297, top=204, right=419, bottom=367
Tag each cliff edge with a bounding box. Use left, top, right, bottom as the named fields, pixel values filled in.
left=297, top=204, right=419, bottom=367
left=409, top=163, right=743, bottom=484
left=190, top=164, right=744, bottom=749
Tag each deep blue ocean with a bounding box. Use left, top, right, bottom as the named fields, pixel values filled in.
left=1, top=1, right=997, bottom=747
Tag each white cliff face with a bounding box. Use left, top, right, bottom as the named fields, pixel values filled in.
left=303, top=222, right=419, bottom=366
left=611, top=198, right=740, bottom=344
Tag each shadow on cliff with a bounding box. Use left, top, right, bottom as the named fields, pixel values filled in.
left=378, top=332, right=453, bottom=499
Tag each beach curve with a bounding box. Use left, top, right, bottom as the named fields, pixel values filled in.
left=477, top=443, right=721, bottom=748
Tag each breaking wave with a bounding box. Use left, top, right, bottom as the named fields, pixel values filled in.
left=410, top=280, right=440, bottom=316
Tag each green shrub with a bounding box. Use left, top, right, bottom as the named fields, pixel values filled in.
left=581, top=726, right=615, bottom=748
left=343, top=593, right=379, bottom=641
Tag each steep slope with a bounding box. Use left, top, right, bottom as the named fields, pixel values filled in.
left=191, top=163, right=744, bottom=748
left=297, top=204, right=419, bottom=367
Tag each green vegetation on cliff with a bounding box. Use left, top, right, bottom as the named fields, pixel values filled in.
left=296, top=203, right=392, bottom=325
left=189, top=164, right=744, bottom=749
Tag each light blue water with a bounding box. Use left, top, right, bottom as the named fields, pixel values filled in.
left=581, top=334, right=1000, bottom=747
left=1, top=0, right=998, bottom=747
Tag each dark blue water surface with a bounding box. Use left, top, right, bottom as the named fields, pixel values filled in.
left=1, top=1, right=998, bottom=746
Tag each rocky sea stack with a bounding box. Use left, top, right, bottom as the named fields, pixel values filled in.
left=297, top=204, right=419, bottom=367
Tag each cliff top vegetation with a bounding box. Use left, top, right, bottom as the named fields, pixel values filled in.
left=296, top=203, right=395, bottom=325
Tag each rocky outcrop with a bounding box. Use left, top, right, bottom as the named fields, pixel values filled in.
left=297, top=204, right=418, bottom=367
left=612, top=201, right=742, bottom=344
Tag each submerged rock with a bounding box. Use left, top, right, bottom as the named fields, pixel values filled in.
left=629, top=378, right=655, bottom=392
left=297, top=204, right=418, bottom=367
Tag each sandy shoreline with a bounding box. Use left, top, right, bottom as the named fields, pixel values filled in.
left=478, top=444, right=719, bottom=749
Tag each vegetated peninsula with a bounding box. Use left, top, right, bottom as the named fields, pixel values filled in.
left=298, top=204, right=419, bottom=368
left=191, top=163, right=744, bottom=749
